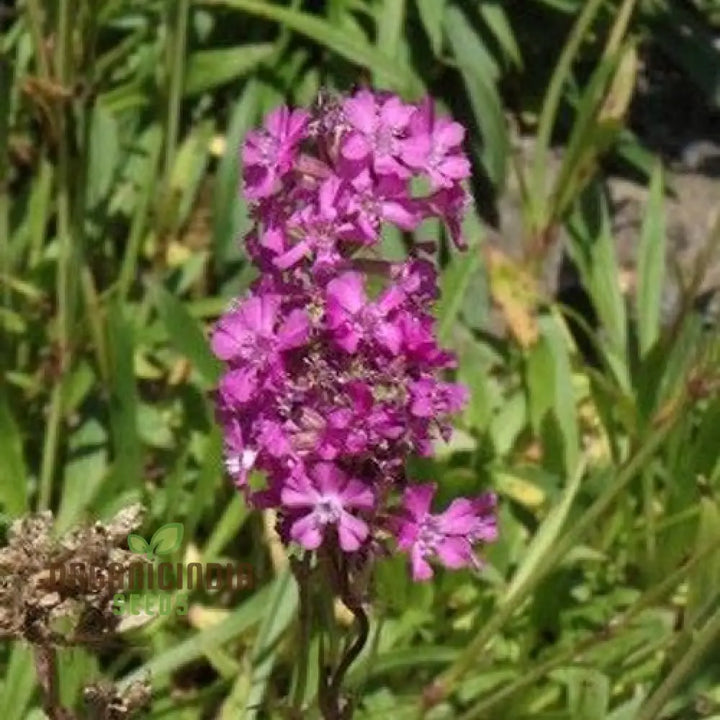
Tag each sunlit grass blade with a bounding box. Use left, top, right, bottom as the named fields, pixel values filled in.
left=0, top=389, right=28, bottom=516
left=213, top=80, right=258, bottom=268
left=0, top=644, right=35, bottom=720
left=185, top=44, right=274, bottom=96
left=201, top=0, right=422, bottom=94
left=636, top=164, right=666, bottom=357
left=444, top=4, right=508, bottom=188
left=243, top=570, right=298, bottom=718
left=103, top=300, right=143, bottom=500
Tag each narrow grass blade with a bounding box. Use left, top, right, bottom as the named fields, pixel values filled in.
left=185, top=44, right=274, bottom=95
left=0, top=389, right=28, bottom=516
left=213, top=80, right=258, bottom=267
left=636, top=164, right=666, bottom=356
left=377, top=0, right=406, bottom=61
left=0, top=644, right=35, bottom=720
left=202, top=0, right=421, bottom=94
left=416, top=0, right=445, bottom=57
left=104, top=300, right=143, bottom=497
left=153, top=284, right=221, bottom=386
left=243, top=570, right=298, bottom=718
left=504, top=454, right=584, bottom=605
left=444, top=5, right=508, bottom=188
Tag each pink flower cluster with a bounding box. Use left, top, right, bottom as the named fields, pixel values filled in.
left=211, top=89, right=496, bottom=580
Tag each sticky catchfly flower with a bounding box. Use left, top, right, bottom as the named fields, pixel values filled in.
left=212, top=88, right=496, bottom=581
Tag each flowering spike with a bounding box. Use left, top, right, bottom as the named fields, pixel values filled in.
left=212, top=88, right=496, bottom=580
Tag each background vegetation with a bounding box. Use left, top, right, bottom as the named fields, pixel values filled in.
left=1, top=0, right=720, bottom=718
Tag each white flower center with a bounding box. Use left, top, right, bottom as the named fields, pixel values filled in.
left=417, top=516, right=443, bottom=556
left=315, top=496, right=342, bottom=524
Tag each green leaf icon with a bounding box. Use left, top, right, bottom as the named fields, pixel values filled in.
left=149, top=522, right=184, bottom=557
left=127, top=533, right=150, bottom=555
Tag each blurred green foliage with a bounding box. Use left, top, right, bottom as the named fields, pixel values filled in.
left=1, top=1, right=720, bottom=718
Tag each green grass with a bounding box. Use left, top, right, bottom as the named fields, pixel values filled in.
left=1, top=1, right=720, bottom=719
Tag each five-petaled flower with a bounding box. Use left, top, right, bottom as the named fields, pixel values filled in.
left=243, top=107, right=309, bottom=198
left=282, top=463, right=374, bottom=552
left=396, top=483, right=497, bottom=581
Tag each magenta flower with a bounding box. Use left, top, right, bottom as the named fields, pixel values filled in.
left=325, top=272, right=402, bottom=354
left=403, top=98, right=471, bottom=190
left=211, top=295, right=309, bottom=363
left=347, top=170, right=419, bottom=241
left=409, top=379, right=468, bottom=418
left=212, top=295, right=309, bottom=404
left=276, top=176, right=357, bottom=269
left=396, top=483, right=497, bottom=581
left=281, top=463, right=375, bottom=551
left=243, top=106, right=309, bottom=198
left=425, top=185, right=470, bottom=250
left=341, top=90, right=416, bottom=177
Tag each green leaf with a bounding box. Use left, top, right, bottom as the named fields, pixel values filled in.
left=526, top=333, right=556, bottom=434
left=204, top=0, right=421, bottom=94
left=0, top=644, right=35, bottom=720
left=686, top=497, right=720, bottom=625
left=437, top=211, right=484, bottom=344
left=567, top=184, right=629, bottom=372
left=478, top=1, right=522, bottom=68
left=0, top=389, right=27, bottom=516
left=437, top=251, right=480, bottom=346
left=213, top=80, right=258, bottom=267
left=416, top=0, right=445, bottom=57
left=636, top=163, right=666, bottom=357
left=87, top=102, right=119, bottom=209
left=243, top=570, right=298, bottom=718
left=559, top=667, right=610, bottom=720
left=531, top=0, right=606, bottom=224
left=137, top=403, right=175, bottom=450
left=154, top=284, right=221, bottom=385
left=150, top=522, right=185, bottom=556
left=550, top=46, right=635, bottom=221
left=168, top=120, right=215, bottom=232
left=444, top=5, right=508, bottom=187
left=104, top=301, right=143, bottom=497
left=185, top=44, right=274, bottom=95
left=504, top=456, right=584, bottom=605
left=203, top=492, right=250, bottom=563
left=489, top=391, right=527, bottom=456
left=607, top=695, right=645, bottom=720
left=538, top=313, right=580, bottom=476
left=56, top=418, right=109, bottom=533
left=347, top=646, right=458, bottom=685
left=377, top=0, right=406, bottom=62
left=127, top=533, right=150, bottom=555
left=57, top=648, right=97, bottom=712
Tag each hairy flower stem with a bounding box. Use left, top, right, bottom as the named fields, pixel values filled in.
left=315, top=547, right=371, bottom=719
left=328, top=604, right=368, bottom=718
